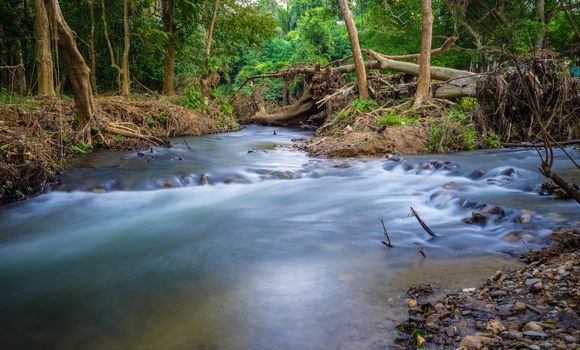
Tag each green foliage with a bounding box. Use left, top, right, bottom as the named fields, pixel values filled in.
left=218, top=98, right=234, bottom=116
left=178, top=87, right=208, bottom=111
left=350, top=98, right=379, bottom=112
left=155, top=114, right=169, bottom=125
left=485, top=131, right=503, bottom=149
left=458, top=97, right=478, bottom=110
left=427, top=109, right=478, bottom=153
left=70, top=141, right=92, bottom=154
left=377, top=112, right=417, bottom=127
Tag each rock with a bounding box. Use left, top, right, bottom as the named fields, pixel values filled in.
left=199, top=174, right=209, bottom=185
left=563, top=335, right=577, bottom=343
left=523, top=331, right=548, bottom=339
left=525, top=278, right=542, bottom=286
left=434, top=303, right=448, bottom=315
left=531, top=281, right=543, bottom=293
left=526, top=345, right=540, bottom=350
left=462, top=287, right=476, bottom=293
left=523, top=322, right=544, bottom=332
left=90, top=188, right=106, bottom=193
left=459, top=335, right=492, bottom=349
left=271, top=171, right=298, bottom=180
left=507, top=330, right=523, bottom=340
left=538, top=341, right=553, bottom=349
left=333, top=162, right=351, bottom=168
left=514, top=302, right=527, bottom=312
left=486, top=319, right=506, bottom=334
left=426, top=313, right=440, bottom=326
left=491, top=270, right=503, bottom=281
left=490, top=290, right=508, bottom=298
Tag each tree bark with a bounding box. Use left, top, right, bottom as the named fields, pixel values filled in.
left=414, top=0, right=434, bottom=107
left=101, top=0, right=130, bottom=96
left=338, top=0, right=369, bottom=100
left=205, top=0, right=220, bottom=71
left=162, top=0, right=175, bottom=95
left=120, top=0, right=130, bottom=96
left=88, top=0, right=97, bottom=93
left=536, top=0, right=547, bottom=49
left=45, top=0, right=94, bottom=125
left=35, top=0, right=55, bottom=96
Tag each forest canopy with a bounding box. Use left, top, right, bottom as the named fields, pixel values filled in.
left=0, top=0, right=578, bottom=99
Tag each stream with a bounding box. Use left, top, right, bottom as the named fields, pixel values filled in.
left=0, top=125, right=578, bottom=349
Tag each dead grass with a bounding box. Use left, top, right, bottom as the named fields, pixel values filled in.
left=0, top=96, right=235, bottom=204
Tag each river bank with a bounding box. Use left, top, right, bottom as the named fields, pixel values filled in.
left=0, top=96, right=237, bottom=205
left=395, top=226, right=580, bottom=350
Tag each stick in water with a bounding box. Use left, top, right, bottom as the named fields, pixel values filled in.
left=414, top=242, right=426, bottom=258
left=380, top=218, right=393, bottom=247
left=183, top=140, right=192, bottom=150
left=410, top=207, right=437, bottom=237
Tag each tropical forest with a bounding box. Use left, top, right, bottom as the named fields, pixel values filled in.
left=0, top=0, right=579, bottom=349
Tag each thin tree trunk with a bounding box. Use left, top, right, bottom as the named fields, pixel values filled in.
left=205, top=0, right=220, bottom=71
left=120, top=0, right=130, bottom=96
left=35, top=0, right=55, bottom=96
left=88, top=0, right=97, bottom=94
left=536, top=0, right=547, bottom=49
left=101, top=0, right=130, bottom=96
left=338, top=0, right=368, bottom=100
left=45, top=0, right=94, bottom=125
left=16, top=40, right=27, bottom=95
left=414, top=0, right=433, bottom=107
left=162, top=0, right=175, bottom=95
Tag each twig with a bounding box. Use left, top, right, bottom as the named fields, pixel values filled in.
left=183, top=139, right=191, bottom=150
left=520, top=238, right=532, bottom=252
left=414, top=242, right=426, bottom=258
left=409, top=207, right=438, bottom=237
left=380, top=218, right=393, bottom=247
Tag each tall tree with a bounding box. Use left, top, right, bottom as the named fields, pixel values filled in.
left=162, top=0, right=175, bottom=95
left=414, top=0, right=433, bottom=108
left=338, top=0, right=368, bottom=100
left=35, top=0, right=56, bottom=96
left=205, top=0, right=220, bottom=70
left=101, top=0, right=131, bottom=96
left=45, top=0, right=94, bottom=125
left=88, top=0, right=97, bottom=93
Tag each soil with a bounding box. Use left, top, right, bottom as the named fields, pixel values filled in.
left=298, top=124, right=428, bottom=157
left=395, top=226, right=580, bottom=350
left=0, top=96, right=235, bottom=205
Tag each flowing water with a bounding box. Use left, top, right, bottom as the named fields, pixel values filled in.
left=0, top=125, right=578, bottom=349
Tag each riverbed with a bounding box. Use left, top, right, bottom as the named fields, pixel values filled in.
left=0, top=125, right=577, bottom=349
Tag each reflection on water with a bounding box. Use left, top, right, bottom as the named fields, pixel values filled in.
left=0, top=125, right=577, bottom=349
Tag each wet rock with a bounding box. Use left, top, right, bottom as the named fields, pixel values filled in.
left=490, top=290, right=508, bottom=298
left=468, top=169, right=486, bottom=179
left=459, top=335, right=492, bottom=349
left=333, top=162, right=351, bottom=169
left=514, top=302, right=527, bottom=312
left=271, top=171, right=298, bottom=180
left=525, top=278, right=542, bottom=286
left=523, top=322, right=544, bottom=332
left=430, top=159, right=444, bottom=168
left=523, top=331, right=548, bottom=339
left=508, top=330, right=523, bottom=340
left=486, top=319, right=506, bottom=334
left=526, top=345, right=540, bottom=350
left=199, top=174, right=209, bottom=185
left=462, top=204, right=506, bottom=224
left=563, top=335, right=577, bottom=343
left=90, top=188, right=106, bottom=193
left=531, top=281, right=543, bottom=293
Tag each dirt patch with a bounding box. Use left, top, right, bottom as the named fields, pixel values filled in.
left=298, top=124, right=427, bottom=157
left=0, top=96, right=234, bottom=205
left=395, top=226, right=580, bottom=349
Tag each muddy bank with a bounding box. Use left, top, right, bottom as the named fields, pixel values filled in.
left=298, top=124, right=428, bottom=157
left=395, top=226, right=580, bottom=349
left=0, top=96, right=236, bottom=204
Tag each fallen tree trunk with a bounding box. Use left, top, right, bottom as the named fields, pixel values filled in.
left=244, top=87, right=319, bottom=127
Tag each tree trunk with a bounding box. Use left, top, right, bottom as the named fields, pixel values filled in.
left=101, top=0, right=130, bottom=96
left=414, top=0, right=433, bottom=107
left=120, top=0, right=130, bottom=96
left=338, top=0, right=368, bottom=100
left=536, top=0, right=547, bottom=49
left=16, top=40, right=27, bottom=95
left=35, top=0, right=55, bottom=96
left=205, top=0, right=220, bottom=71
left=45, top=0, right=94, bottom=125
left=162, top=0, right=175, bottom=95
left=88, top=0, right=97, bottom=93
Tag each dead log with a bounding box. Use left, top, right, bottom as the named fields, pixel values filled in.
left=244, top=88, right=319, bottom=127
